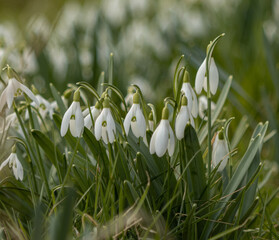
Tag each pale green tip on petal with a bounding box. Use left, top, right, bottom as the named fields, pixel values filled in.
left=12, top=145, right=16, bottom=153
left=183, top=71, right=190, bottom=83
left=162, top=107, right=169, bottom=120
left=73, top=89, right=80, bottom=102
left=181, top=95, right=188, bottom=106
left=103, top=97, right=110, bottom=108
left=133, top=92, right=140, bottom=104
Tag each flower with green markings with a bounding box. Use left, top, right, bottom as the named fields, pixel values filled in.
left=94, top=97, right=116, bottom=144
left=0, top=77, right=39, bottom=112
left=195, top=57, right=219, bottom=95
left=124, top=91, right=146, bottom=139
left=83, top=101, right=102, bottom=130
left=60, top=89, right=84, bottom=137
left=0, top=145, right=23, bottom=181
left=175, top=95, right=195, bottom=140
left=212, top=130, right=229, bottom=172
left=150, top=106, right=175, bottom=157
left=181, top=71, right=198, bottom=118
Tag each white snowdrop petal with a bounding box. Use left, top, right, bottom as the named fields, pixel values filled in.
left=175, top=107, right=188, bottom=140
left=0, top=88, right=8, bottom=112
left=16, top=158, right=24, bottom=181
left=94, top=112, right=104, bottom=140
left=102, top=127, right=109, bottom=144
left=133, top=106, right=146, bottom=138
left=124, top=104, right=134, bottom=135
left=184, top=83, right=193, bottom=111
left=19, top=82, right=39, bottom=106
left=155, top=121, right=169, bottom=157
left=150, top=127, right=158, bottom=154
left=0, top=156, right=11, bottom=170
left=107, top=110, right=116, bottom=143
left=84, top=114, right=93, bottom=129
left=209, top=58, right=219, bottom=95
left=60, top=103, right=73, bottom=137
left=6, top=82, right=15, bottom=109
left=190, top=87, right=198, bottom=118
left=75, top=103, right=84, bottom=137
left=195, top=59, right=206, bottom=94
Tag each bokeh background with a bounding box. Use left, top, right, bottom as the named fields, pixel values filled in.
left=0, top=0, right=278, bottom=168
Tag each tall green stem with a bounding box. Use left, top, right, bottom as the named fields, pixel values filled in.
left=206, top=57, right=212, bottom=177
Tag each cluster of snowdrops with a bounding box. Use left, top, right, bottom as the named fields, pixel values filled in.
left=0, top=55, right=228, bottom=181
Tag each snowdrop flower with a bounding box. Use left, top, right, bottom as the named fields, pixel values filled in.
left=150, top=106, right=175, bottom=157
left=124, top=91, right=146, bottom=139
left=84, top=101, right=102, bottom=129
left=181, top=71, right=198, bottom=118
left=195, top=57, right=219, bottom=95
left=94, top=97, right=116, bottom=144
left=60, top=89, right=84, bottom=137
left=0, top=77, right=39, bottom=112
left=198, top=95, right=216, bottom=120
left=0, top=112, right=17, bottom=133
left=148, top=112, right=154, bottom=132
left=175, top=96, right=195, bottom=140
left=0, top=145, right=23, bottom=181
left=212, top=131, right=229, bottom=172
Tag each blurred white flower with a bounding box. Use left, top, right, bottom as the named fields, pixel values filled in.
left=212, top=131, right=229, bottom=172
left=0, top=77, right=39, bottom=112
left=198, top=95, right=216, bottom=120
left=175, top=96, right=195, bottom=140
left=195, top=58, right=219, bottom=95
left=60, top=90, right=84, bottom=137
left=150, top=107, right=175, bottom=157
left=124, top=92, right=146, bottom=139
left=0, top=112, right=17, bottom=133
left=181, top=71, right=198, bottom=118
left=0, top=146, right=23, bottom=181
left=84, top=102, right=102, bottom=130
left=95, top=98, right=116, bottom=144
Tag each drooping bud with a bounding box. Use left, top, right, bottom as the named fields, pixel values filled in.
left=63, top=89, right=73, bottom=99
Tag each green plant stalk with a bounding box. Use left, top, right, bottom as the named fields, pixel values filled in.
left=27, top=104, right=51, bottom=198
left=206, top=57, right=212, bottom=177
left=57, top=137, right=81, bottom=201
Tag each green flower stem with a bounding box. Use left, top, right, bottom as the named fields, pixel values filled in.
left=57, top=137, right=81, bottom=201
left=27, top=104, right=51, bottom=198
left=205, top=55, right=212, bottom=177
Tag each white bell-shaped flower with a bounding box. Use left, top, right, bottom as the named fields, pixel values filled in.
left=0, top=145, right=23, bottom=181
left=195, top=57, right=219, bottom=95
left=60, top=89, right=84, bottom=137
left=181, top=71, right=198, bottom=118
left=175, top=96, right=195, bottom=140
left=124, top=92, right=146, bottom=139
left=212, top=131, right=229, bottom=172
left=83, top=101, right=102, bottom=130
left=150, top=106, right=175, bottom=157
left=198, top=95, right=216, bottom=120
left=94, top=97, right=116, bottom=144
left=0, top=77, right=39, bottom=112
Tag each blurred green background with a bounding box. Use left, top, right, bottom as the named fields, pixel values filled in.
left=0, top=0, right=278, bottom=168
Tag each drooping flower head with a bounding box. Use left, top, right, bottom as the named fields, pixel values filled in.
left=198, top=95, right=216, bottom=120
left=150, top=106, right=175, bottom=157
left=60, top=89, right=84, bottom=137
left=94, top=96, right=116, bottom=144
left=0, top=66, right=39, bottom=112
left=0, top=145, right=23, bottom=181
left=212, top=130, right=229, bottom=172
left=175, top=95, right=195, bottom=140
left=124, top=91, right=146, bottom=139
left=181, top=71, right=198, bottom=118
left=195, top=57, right=219, bottom=95
left=84, top=101, right=102, bottom=130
